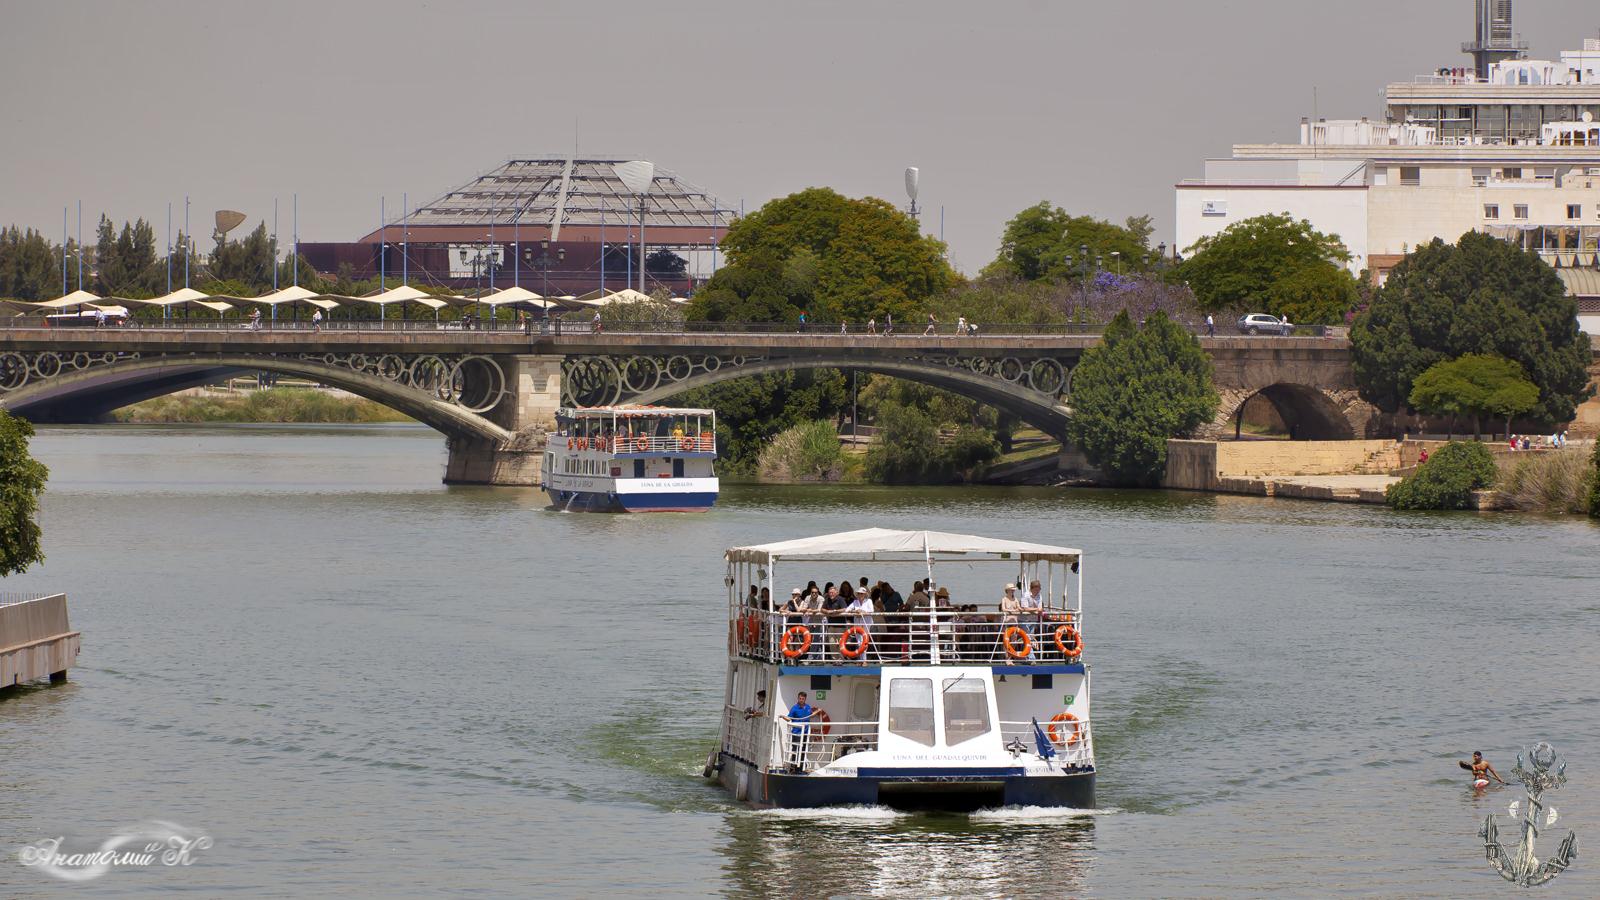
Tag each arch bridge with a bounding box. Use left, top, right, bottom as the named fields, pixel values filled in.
left=0, top=328, right=1369, bottom=484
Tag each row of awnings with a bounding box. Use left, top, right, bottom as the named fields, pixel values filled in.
left=1, top=286, right=687, bottom=317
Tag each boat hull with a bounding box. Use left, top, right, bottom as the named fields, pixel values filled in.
left=544, top=487, right=717, bottom=512
left=716, top=753, right=1094, bottom=810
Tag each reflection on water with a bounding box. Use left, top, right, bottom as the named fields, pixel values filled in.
left=722, top=809, right=1096, bottom=899
left=2, top=425, right=1597, bottom=897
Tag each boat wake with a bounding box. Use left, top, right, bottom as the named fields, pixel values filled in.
left=969, top=804, right=1119, bottom=822
left=752, top=804, right=910, bottom=822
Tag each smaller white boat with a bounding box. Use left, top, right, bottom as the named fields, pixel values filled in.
left=541, top=405, right=719, bottom=512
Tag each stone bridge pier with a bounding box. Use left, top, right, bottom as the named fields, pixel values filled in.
left=442, top=355, right=563, bottom=486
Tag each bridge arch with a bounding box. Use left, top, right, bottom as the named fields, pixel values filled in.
left=602, top=355, right=1074, bottom=438
left=1215, top=382, right=1359, bottom=441
left=0, top=353, right=511, bottom=443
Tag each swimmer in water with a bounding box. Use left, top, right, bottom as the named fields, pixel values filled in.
left=1459, top=750, right=1506, bottom=786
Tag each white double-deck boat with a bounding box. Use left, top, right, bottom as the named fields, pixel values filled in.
left=709, top=528, right=1094, bottom=810
left=541, top=406, right=719, bottom=512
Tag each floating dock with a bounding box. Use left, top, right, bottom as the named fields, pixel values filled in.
left=1, top=593, right=80, bottom=691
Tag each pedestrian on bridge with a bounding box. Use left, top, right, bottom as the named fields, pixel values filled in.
left=866, top=317, right=876, bottom=334
left=924, top=313, right=937, bottom=336
left=311, top=309, right=323, bottom=332
left=1205, top=313, right=1215, bottom=337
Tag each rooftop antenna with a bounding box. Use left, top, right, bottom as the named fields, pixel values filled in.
left=213, top=209, right=246, bottom=248
left=614, top=160, right=654, bottom=293
left=904, top=167, right=920, bottom=221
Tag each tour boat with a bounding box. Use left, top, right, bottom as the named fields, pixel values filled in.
left=541, top=405, right=719, bottom=512
left=708, top=528, right=1094, bottom=810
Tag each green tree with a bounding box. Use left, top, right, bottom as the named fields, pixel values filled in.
left=1067, top=310, right=1219, bottom=486
left=757, top=420, right=847, bottom=482
left=1351, top=232, right=1591, bottom=425
left=985, top=202, right=1158, bottom=281
left=1179, top=213, right=1355, bottom=319
left=1385, top=440, right=1498, bottom=510
left=0, top=227, right=62, bottom=300
left=695, top=188, right=953, bottom=324
left=677, top=369, right=849, bottom=475
left=1589, top=439, right=1600, bottom=518
left=865, top=402, right=944, bottom=484
left=1408, top=354, right=1539, bottom=439
left=208, top=222, right=278, bottom=290
left=0, top=410, right=48, bottom=577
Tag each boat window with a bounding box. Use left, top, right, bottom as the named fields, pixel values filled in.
left=851, top=681, right=876, bottom=721
left=942, top=677, right=992, bottom=746
left=887, top=678, right=935, bottom=747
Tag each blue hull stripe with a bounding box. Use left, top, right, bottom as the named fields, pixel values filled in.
left=990, top=663, right=1085, bottom=675
left=545, top=488, right=716, bottom=512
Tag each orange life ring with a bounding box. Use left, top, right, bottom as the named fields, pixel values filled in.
left=838, top=625, right=870, bottom=659
left=566, top=437, right=574, bottom=450
left=1002, top=625, right=1032, bottom=659
left=634, top=437, right=649, bottom=452
left=680, top=438, right=694, bottom=451
left=1048, top=711, right=1081, bottom=747
left=1053, top=625, right=1082, bottom=660
left=813, top=708, right=832, bottom=736
left=595, top=437, right=608, bottom=452
left=577, top=437, right=588, bottom=451
left=780, top=625, right=812, bottom=658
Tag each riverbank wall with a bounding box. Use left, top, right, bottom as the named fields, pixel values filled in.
left=1163, top=439, right=1398, bottom=493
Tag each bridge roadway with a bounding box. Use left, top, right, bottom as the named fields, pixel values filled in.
left=0, top=324, right=1506, bottom=485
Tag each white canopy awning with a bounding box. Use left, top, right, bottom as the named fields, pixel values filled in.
left=476, top=286, right=560, bottom=310
left=33, top=290, right=104, bottom=309
left=121, top=288, right=214, bottom=308
left=348, top=285, right=449, bottom=310
left=46, top=303, right=130, bottom=317
left=726, top=528, right=1081, bottom=565
left=226, top=287, right=339, bottom=311
left=594, top=288, right=658, bottom=305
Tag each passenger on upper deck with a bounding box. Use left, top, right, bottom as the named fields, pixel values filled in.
left=999, top=583, right=1022, bottom=624
left=844, top=586, right=874, bottom=629
left=745, top=585, right=759, bottom=609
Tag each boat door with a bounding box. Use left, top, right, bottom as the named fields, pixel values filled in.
left=878, top=667, right=999, bottom=757
left=672, top=458, right=685, bottom=477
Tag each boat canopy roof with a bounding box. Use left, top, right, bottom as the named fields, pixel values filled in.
left=726, top=527, right=1080, bottom=565
left=558, top=405, right=714, bottom=418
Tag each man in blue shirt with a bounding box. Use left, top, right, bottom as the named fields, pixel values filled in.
left=787, top=691, right=815, bottom=770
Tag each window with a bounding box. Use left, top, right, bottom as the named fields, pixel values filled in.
left=1503, top=167, right=1522, bottom=180
left=1515, top=204, right=1529, bottom=219
left=1484, top=204, right=1500, bottom=219
left=1400, top=166, right=1421, bottom=186
left=1472, top=167, right=1490, bottom=186
left=1537, top=167, right=1556, bottom=181
left=1569, top=204, right=1583, bottom=220
left=887, top=678, right=935, bottom=747
left=942, top=677, right=993, bottom=746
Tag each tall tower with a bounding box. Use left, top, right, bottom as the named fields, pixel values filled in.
left=1462, top=0, right=1526, bottom=79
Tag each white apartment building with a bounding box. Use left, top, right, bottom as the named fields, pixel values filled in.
left=1177, top=14, right=1600, bottom=285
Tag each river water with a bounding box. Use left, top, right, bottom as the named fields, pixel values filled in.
left=2, top=424, right=1597, bottom=898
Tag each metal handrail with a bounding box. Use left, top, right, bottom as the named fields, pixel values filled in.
left=736, top=609, right=1085, bottom=667
left=998, top=719, right=1095, bottom=767
left=552, top=433, right=715, bottom=454
left=773, top=715, right=881, bottom=773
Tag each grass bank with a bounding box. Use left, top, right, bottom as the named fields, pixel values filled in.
left=113, top=388, right=414, bottom=424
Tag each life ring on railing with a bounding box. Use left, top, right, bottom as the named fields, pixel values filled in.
left=1002, top=625, right=1032, bottom=659
left=1053, top=625, right=1082, bottom=660
left=566, top=437, right=574, bottom=450
left=595, top=437, right=608, bottom=452
left=633, top=437, right=649, bottom=452
left=576, top=437, right=588, bottom=451
left=1048, top=711, right=1081, bottom=747
left=780, top=625, right=812, bottom=658
left=838, top=625, right=870, bottom=659
left=813, top=708, right=832, bottom=736
left=680, top=438, right=695, bottom=451
left=735, top=614, right=751, bottom=647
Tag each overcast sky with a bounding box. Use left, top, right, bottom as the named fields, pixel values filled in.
left=3, top=0, right=1597, bottom=273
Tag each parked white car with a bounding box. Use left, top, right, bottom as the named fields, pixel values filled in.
left=1235, top=313, right=1293, bottom=335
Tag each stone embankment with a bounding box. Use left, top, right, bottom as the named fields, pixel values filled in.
left=1163, top=439, right=1402, bottom=503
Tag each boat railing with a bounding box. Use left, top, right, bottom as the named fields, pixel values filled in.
left=552, top=433, right=715, bottom=454
left=998, top=720, right=1094, bottom=769
left=732, top=610, right=1085, bottom=667
left=771, top=716, right=881, bottom=774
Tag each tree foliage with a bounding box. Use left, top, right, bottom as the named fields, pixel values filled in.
left=0, top=410, right=48, bottom=577
left=1179, top=213, right=1357, bottom=321
left=757, top=420, right=848, bottom=482
left=984, top=202, right=1158, bottom=281
left=1408, top=354, right=1539, bottom=438
left=863, top=402, right=998, bottom=484
left=1384, top=440, right=1498, bottom=510
left=0, top=227, right=67, bottom=300
left=677, top=369, right=849, bottom=475
left=1351, top=232, right=1591, bottom=425
left=1590, top=438, right=1600, bottom=518
left=689, top=188, right=953, bottom=325
left=1067, top=310, right=1218, bottom=486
